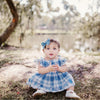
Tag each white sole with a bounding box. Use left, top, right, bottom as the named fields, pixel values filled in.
left=32, top=93, right=46, bottom=98
left=66, top=96, right=81, bottom=100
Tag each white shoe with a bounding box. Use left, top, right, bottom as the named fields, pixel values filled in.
left=65, top=90, right=80, bottom=99
left=32, top=89, right=46, bottom=98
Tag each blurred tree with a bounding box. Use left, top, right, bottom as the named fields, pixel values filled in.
left=36, top=0, right=80, bottom=31
left=62, top=0, right=80, bottom=30
left=0, top=0, right=18, bottom=46
left=88, top=0, right=100, bottom=13
left=97, top=0, right=100, bottom=12
left=71, top=12, right=100, bottom=51
left=75, top=12, right=100, bottom=38
left=47, top=0, right=59, bottom=12
left=0, top=0, right=59, bottom=46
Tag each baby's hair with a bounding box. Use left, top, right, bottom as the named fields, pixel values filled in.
left=44, top=39, right=60, bottom=49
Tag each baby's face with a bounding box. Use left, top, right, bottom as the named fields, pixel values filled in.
left=43, top=42, right=60, bottom=59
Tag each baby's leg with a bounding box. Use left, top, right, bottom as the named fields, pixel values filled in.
left=67, top=86, right=74, bottom=91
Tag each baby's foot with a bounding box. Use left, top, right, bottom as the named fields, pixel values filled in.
left=32, top=89, right=46, bottom=98
left=65, top=90, right=80, bottom=99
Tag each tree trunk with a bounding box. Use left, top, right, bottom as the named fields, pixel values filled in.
left=0, top=0, right=18, bottom=46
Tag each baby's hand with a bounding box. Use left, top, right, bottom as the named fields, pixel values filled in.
left=48, top=63, right=59, bottom=72
left=57, top=65, right=67, bottom=72
left=52, top=64, right=59, bottom=72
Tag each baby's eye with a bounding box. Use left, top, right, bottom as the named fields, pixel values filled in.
left=47, top=48, right=50, bottom=50
left=53, top=48, right=56, bottom=50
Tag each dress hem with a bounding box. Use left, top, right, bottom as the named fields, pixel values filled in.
left=26, top=82, right=75, bottom=93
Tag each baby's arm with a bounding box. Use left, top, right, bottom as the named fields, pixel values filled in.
left=57, top=64, right=67, bottom=72
left=38, top=63, right=58, bottom=74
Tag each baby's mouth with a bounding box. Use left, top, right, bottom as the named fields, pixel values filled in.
left=49, top=53, right=53, bottom=56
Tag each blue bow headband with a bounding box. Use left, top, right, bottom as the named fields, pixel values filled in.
left=41, top=39, right=50, bottom=49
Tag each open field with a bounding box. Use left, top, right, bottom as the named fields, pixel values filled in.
left=0, top=47, right=100, bottom=100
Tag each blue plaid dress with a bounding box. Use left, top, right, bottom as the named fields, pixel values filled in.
left=27, top=56, right=75, bottom=92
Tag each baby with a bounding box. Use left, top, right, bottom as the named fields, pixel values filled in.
left=27, top=39, right=80, bottom=99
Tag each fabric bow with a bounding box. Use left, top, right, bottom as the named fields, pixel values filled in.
left=41, top=39, right=50, bottom=49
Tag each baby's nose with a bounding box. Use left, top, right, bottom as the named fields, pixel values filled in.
left=50, top=49, right=54, bottom=51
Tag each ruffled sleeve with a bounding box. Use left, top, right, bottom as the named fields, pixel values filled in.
left=57, top=57, right=67, bottom=66
left=34, top=58, right=50, bottom=67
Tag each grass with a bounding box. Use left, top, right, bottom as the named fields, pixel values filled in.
left=0, top=59, right=10, bottom=68
left=0, top=78, right=100, bottom=100
left=86, top=60, right=98, bottom=66
left=75, top=78, right=100, bottom=100
left=85, top=52, right=100, bottom=56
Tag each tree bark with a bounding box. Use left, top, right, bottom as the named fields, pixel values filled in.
left=0, top=0, right=18, bottom=46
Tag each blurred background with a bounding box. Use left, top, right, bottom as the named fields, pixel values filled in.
left=0, top=0, right=100, bottom=52
left=0, top=1, right=100, bottom=99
